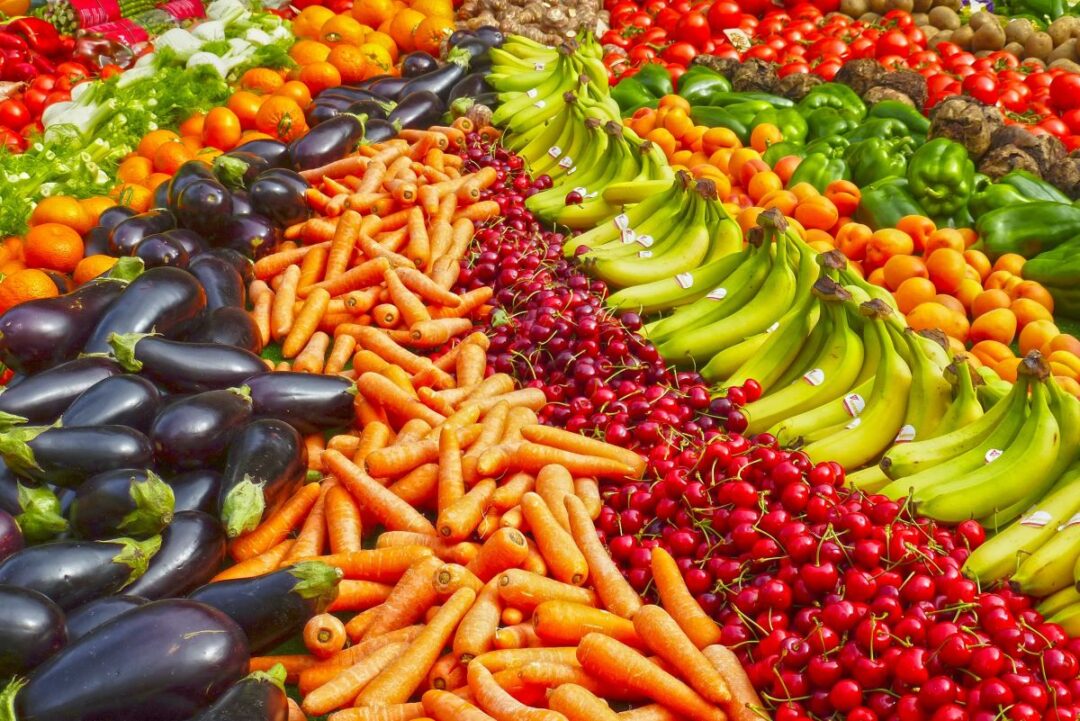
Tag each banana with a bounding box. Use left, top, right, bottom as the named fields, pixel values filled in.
left=1047, top=603, right=1080, bottom=636
left=887, top=326, right=952, bottom=445
left=802, top=301, right=913, bottom=469
left=1010, top=492, right=1080, bottom=598
left=583, top=184, right=696, bottom=259
left=846, top=464, right=891, bottom=493
left=516, top=108, right=573, bottom=170
left=493, top=62, right=577, bottom=126
left=935, top=357, right=985, bottom=433
left=527, top=105, right=584, bottom=178
left=917, top=373, right=1061, bottom=523
left=526, top=120, right=612, bottom=216
left=602, top=178, right=674, bottom=205
left=553, top=132, right=643, bottom=228
left=963, top=462, right=1080, bottom=585
left=605, top=251, right=747, bottom=315
left=1038, top=585, right=1080, bottom=618
left=562, top=179, right=680, bottom=255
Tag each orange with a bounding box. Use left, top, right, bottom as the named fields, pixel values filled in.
left=352, top=0, right=395, bottom=26
left=137, top=129, right=180, bottom=160
left=410, top=0, right=453, bottom=17
left=73, top=255, right=118, bottom=285
left=894, top=276, right=937, bottom=314
left=275, top=80, right=313, bottom=109
left=882, top=255, right=928, bottom=292
left=293, top=5, right=335, bottom=38
left=359, top=42, right=394, bottom=77
left=153, top=141, right=194, bottom=175
left=299, top=61, right=342, bottom=96
left=290, top=39, right=332, bottom=64
left=924, top=248, right=965, bottom=295
left=227, top=91, right=265, bottom=129
left=24, top=223, right=85, bottom=273
left=30, top=196, right=92, bottom=234
left=388, top=8, right=426, bottom=51
left=255, top=96, right=308, bottom=142
left=320, top=15, right=367, bottom=46
left=746, top=171, right=782, bottom=203
left=202, top=106, right=243, bottom=151
left=79, top=197, right=116, bottom=227
left=992, top=253, right=1026, bottom=275
left=1011, top=297, right=1052, bottom=328
left=327, top=44, right=369, bottom=84
left=111, top=183, right=154, bottom=212
left=0, top=269, right=58, bottom=313
left=364, top=31, right=398, bottom=62
left=969, top=307, right=1018, bottom=345
left=179, top=112, right=205, bottom=137
left=117, top=155, right=153, bottom=185
left=412, top=15, right=453, bottom=55
left=240, top=67, right=285, bottom=94
left=1020, top=320, right=1060, bottom=355
left=971, top=289, right=1011, bottom=317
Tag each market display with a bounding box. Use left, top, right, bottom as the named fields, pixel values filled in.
left=0, top=0, right=1079, bottom=717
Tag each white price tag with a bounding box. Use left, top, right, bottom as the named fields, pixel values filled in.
left=558, top=156, right=574, bottom=169
left=803, top=368, right=825, bottom=386
left=1062, top=513, right=1080, bottom=529
left=566, top=166, right=577, bottom=175
left=574, top=186, right=588, bottom=196
left=724, top=28, right=752, bottom=52
left=894, top=425, right=916, bottom=443
left=533, top=100, right=546, bottom=109
left=527, top=88, right=538, bottom=98
left=1020, top=510, right=1052, bottom=528
left=845, top=417, right=862, bottom=430
left=637, top=234, right=654, bottom=248
left=843, top=393, right=865, bottom=417
left=534, top=62, right=546, bottom=71
left=638, top=250, right=653, bottom=258
left=985, top=448, right=1003, bottom=464
left=675, top=272, right=694, bottom=289
left=766, top=322, right=779, bottom=333
left=707, top=287, right=727, bottom=300
left=621, top=228, right=637, bottom=244
left=548, top=145, right=562, bottom=158
left=614, top=214, right=629, bottom=231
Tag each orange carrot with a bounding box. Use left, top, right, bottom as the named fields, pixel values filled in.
left=574, top=477, right=601, bottom=520
left=435, top=423, right=465, bottom=510
left=327, top=433, right=360, bottom=456
left=307, top=257, right=391, bottom=298
left=461, top=402, right=509, bottom=484
left=431, top=287, right=494, bottom=319
left=425, top=220, right=452, bottom=272
left=306, top=434, right=327, bottom=472
left=490, top=663, right=616, bottom=702
left=215, top=541, right=294, bottom=581
left=385, top=268, right=431, bottom=327
left=383, top=363, right=420, bottom=402
left=283, top=288, right=331, bottom=358
left=522, top=426, right=646, bottom=478
left=532, top=465, right=574, bottom=531
left=376, top=532, right=479, bottom=565
left=396, top=268, right=461, bottom=308
left=427, top=653, right=465, bottom=692
left=702, top=645, right=765, bottom=721
left=271, top=265, right=302, bottom=341
left=565, top=495, right=641, bottom=619
left=249, top=654, right=317, bottom=684
left=363, top=555, right=443, bottom=639
left=429, top=256, right=461, bottom=293
left=255, top=242, right=331, bottom=280
left=651, top=548, right=722, bottom=649
left=437, top=480, right=495, bottom=542
left=326, top=580, right=394, bottom=612
left=577, top=634, right=725, bottom=721
left=326, top=483, right=363, bottom=554
left=324, top=334, right=358, bottom=376
left=357, top=372, right=446, bottom=427
left=317, top=546, right=434, bottom=582
left=229, top=483, right=322, bottom=560
left=532, top=600, right=643, bottom=649
left=522, top=537, right=547, bottom=576
left=512, top=444, right=637, bottom=479
left=374, top=303, right=402, bottom=328
left=417, top=387, right=456, bottom=418
left=455, top=342, right=487, bottom=388
left=491, top=472, right=535, bottom=511
left=345, top=326, right=443, bottom=382
left=299, top=244, right=330, bottom=291
left=476, top=513, right=504, bottom=542
left=303, top=641, right=410, bottom=716
left=353, top=421, right=393, bottom=467
left=304, top=613, right=347, bottom=659
left=616, top=706, right=679, bottom=721
left=323, top=450, right=437, bottom=535
left=453, top=201, right=500, bottom=222
left=432, top=563, right=483, bottom=597
left=444, top=218, right=474, bottom=262
left=354, top=587, right=477, bottom=707
left=304, top=625, right=424, bottom=691
left=518, top=492, right=587, bottom=585
left=453, top=578, right=501, bottom=663
left=548, top=685, right=619, bottom=721
left=433, top=332, right=489, bottom=373
left=388, top=463, right=440, bottom=508
left=293, top=331, right=331, bottom=374
left=327, top=704, right=427, bottom=721
left=500, top=506, right=523, bottom=529
left=408, top=318, right=474, bottom=348
left=366, top=425, right=480, bottom=478
left=300, top=154, right=372, bottom=183
left=493, top=623, right=541, bottom=650
left=423, top=690, right=494, bottom=721
left=353, top=349, right=391, bottom=375
left=497, top=569, right=597, bottom=611
left=288, top=698, right=307, bottom=721
left=502, top=607, right=524, bottom=627
left=633, top=606, right=731, bottom=705
left=281, top=481, right=332, bottom=563
left=467, top=661, right=567, bottom=721
left=251, top=283, right=273, bottom=348
left=472, top=648, right=577, bottom=674
left=462, top=374, right=515, bottom=404
left=466, top=527, right=529, bottom=581
left=401, top=207, right=429, bottom=268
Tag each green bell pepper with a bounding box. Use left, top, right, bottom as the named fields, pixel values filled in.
left=677, top=65, right=732, bottom=107
left=723, top=100, right=774, bottom=128
left=751, top=108, right=808, bottom=144
left=806, top=107, right=858, bottom=141
left=762, top=141, right=806, bottom=166
left=867, top=100, right=930, bottom=136
left=845, top=137, right=912, bottom=187
left=690, top=106, right=749, bottom=144
left=804, top=135, right=850, bottom=159
left=976, top=202, right=1080, bottom=257
left=906, top=138, right=976, bottom=222
left=612, top=77, right=658, bottom=117
left=633, top=63, right=674, bottom=100
left=798, top=83, right=867, bottom=122
left=788, top=152, right=849, bottom=193
left=855, top=177, right=926, bottom=230
left=1022, top=238, right=1080, bottom=320
left=968, top=182, right=1034, bottom=219
left=843, top=118, right=918, bottom=144
left=998, top=170, right=1072, bottom=204
left=706, top=92, right=794, bottom=108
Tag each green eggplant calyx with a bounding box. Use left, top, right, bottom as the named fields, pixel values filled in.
left=288, top=560, right=344, bottom=612
left=221, top=476, right=266, bottom=539
left=111, top=535, right=163, bottom=589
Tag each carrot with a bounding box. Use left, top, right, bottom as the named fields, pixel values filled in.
left=303, top=641, right=410, bottom=716
left=574, top=477, right=601, bottom=520
left=345, top=327, right=449, bottom=385
left=453, top=200, right=500, bottom=223
left=358, top=231, right=414, bottom=268
left=325, top=483, right=363, bottom=554
left=577, top=634, right=725, bottom=721
left=364, top=555, right=443, bottom=639
left=304, top=625, right=425, bottom=691
left=532, top=601, right=643, bottom=649
left=423, top=690, right=494, bottom=721
left=616, top=706, right=679, bottom=721
left=317, top=546, right=434, bottom=582
left=431, top=286, right=494, bottom=319
left=275, top=361, right=293, bottom=372
left=293, top=331, right=331, bottom=373
left=443, top=218, right=474, bottom=263
left=251, top=284, right=273, bottom=347
left=633, top=605, right=731, bottom=705
left=367, top=425, right=480, bottom=479
left=398, top=207, right=429, bottom=268
left=307, top=257, right=391, bottom=298
left=304, top=187, right=335, bottom=215
left=324, top=334, right=358, bottom=377
left=467, top=660, right=567, bottom=721
left=326, top=578, right=394, bottom=612
left=491, top=663, right=617, bottom=701
left=461, top=402, right=509, bottom=484
left=282, top=481, right=332, bottom=564
left=300, top=154, right=372, bottom=183
left=377, top=532, right=479, bottom=565
left=527, top=464, right=573, bottom=529
left=514, top=444, right=637, bottom=479
left=433, top=331, right=489, bottom=373
left=424, top=220, right=453, bottom=272
left=299, top=244, right=330, bottom=292
left=476, top=512, right=503, bottom=542
left=462, top=374, right=515, bottom=404
left=498, top=506, right=523, bottom=530
left=475, top=444, right=521, bottom=479
left=229, top=483, right=322, bottom=561
left=466, top=527, right=529, bottom=581
left=408, top=318, right=474, bottom=347
left=388, top=463, right=440, bottom=508
left=373, top=303, right=402, bottom=328
left=304, top=613, right=348, bottom=659
left=437, top=479, right=495, bottom=543
left=307, top=434, right=327, bottom=472
left=521, top=426, right=646, bottom=478
left=493, top=623, right=541, bottom=650
left=433, top=563, right=483, bottom=597
left=427, top=653, right=464, bottom=692
left=353, top=349, right=391, bottom=375
left=288, top=698, right=307, bottom=721
left=283, top=288, right=331, bottom=358
left=327, top=704, right=427, bottom=721
left=517, top=492, right=583, bottom=586
left=548, top=686, right=619, bottom=721
left=328, top=433, right=360, bottom=456
left=385, top=268, right=431, bottom=327
left=323, top=450, right=437, bottom=535
left=214, top=540, right=295, bottom=582
left=255, top=241, right=331, bottom=280
left=354, top=587, right=477, bottom=707
left=501, top=607, right=524, bottom=626
left=522, top=537, right=548, bottom=576
left=702, top=645, right=766, bottom=721
left=451, top=577, right=499, bottom=662
left=497, top=569, right=597, bottom=611
left=249, top=654, right=317, bottom=684
left=357, top=372, right=446, bottom=427
left=564, top=495, right=641, bottom=619
left=491, top=472, right=535, bottom=511
left=429, top=256, right=461, bottom=292
left=396, top=268, right=461, bottom=308
left=454, top=343, right=486, bottom=389
left=650, top=548, right=721, bottom=649
left=417, top=387, right=456, bottom=418
left=271, top=265, right=302, bottom=341
left=354, top=421, right=393, bottom=468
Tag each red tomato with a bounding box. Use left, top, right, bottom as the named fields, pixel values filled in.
left=1050, top=74, right=1080, bottom=111
left=962, top=72, right=998, bottom=104
left=629, top=10, right=654, bottom=27
left=674, top=11, right=711, bottom=47
left=661, top=41, right=697, bottom=65
left=56, top=62, right=89, bottom=81
left=779, top=61, right=810, bottom=77
left=30, top=75, right=56, bottom=92
left=629, top=45, right=658, bottom=64
left=809, top=37, right=846, bottom=59
left=707, top=0, right=742, bottom=29
left=0, top=128, right=25, bottom=152
left=0, top=100, right=30, bottom=130
left=883, top=9, right=913, bottom=26
left=1063, top=108, right=1080, bottom=135
left=1039, top=116, right=1070, bottom=137
left=654, top=6, right=681, bottom=30
left=813, top=59, right=842, bottom=80
left=744, top=44, right=778, bottom=62
left=876, top=29, right=911, bottom=57
left=849, top=37, right=876, bottom=59
left=22, top=88, right=49, bottom=116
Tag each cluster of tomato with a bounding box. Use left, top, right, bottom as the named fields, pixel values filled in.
left=601, top=1, right=1080, bottom=141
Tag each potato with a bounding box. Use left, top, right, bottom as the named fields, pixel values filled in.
left=1049, top=38, right=1078, bottom=62
left=968, top=10, right=994, bottom=30
left=922, top=24, right=940, bottom=40
left=928, top=6, right=960, bottom=30
left=972, top=20, right=1006, bottom=51
left=860, top=11, right=882, bottom=23
left=1025, top=30, right=1054, bottom=59
left=951, top=24, right=975, bottom=49
left=939, top=0, right=962, bottom=10
left=912, top=0, right=932, bottom=11
left=929, top=29, right=953, bottom=47
left=1047, top=17, right=1078, bottom=47
left=1003, top=41, right=1026, bottom=57
left=840, top=0, right=869, bottom=17
left=868, top=0, right=887, bottom=14
left=883, top=0, right=914, bottom=11
left=1049, top=57, right=1080, bottom=73
left=912, top=13, right=929, bottom=26
left=1005, top=18, right=1035, bottom=45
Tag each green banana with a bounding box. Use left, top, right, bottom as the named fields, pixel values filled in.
left=1010, top=499, right=1080, bottom=598
left=846, top=464, right=891, bottom=493
left=935, top=358, right=985, bottom=433
left=1047, top=603, right=1080, bottom=636
left=605, top=250, right=747, bottom=315
left=1038, top=585, right=1080, bottom=617
left=563, top=178, right=681, bottom=255
left=888, top=326, right=952, bottom=444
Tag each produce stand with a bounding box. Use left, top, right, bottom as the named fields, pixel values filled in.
left=0, top=0, right=1079, bottom=718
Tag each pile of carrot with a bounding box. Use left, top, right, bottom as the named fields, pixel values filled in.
left=247, top=129, right=501, bottom=373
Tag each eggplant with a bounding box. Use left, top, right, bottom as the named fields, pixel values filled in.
left=401, top=50, right=439, bottom=78
left=0, top=468, right=67, bottom=542
left=0, top=260, right=140, bottom=374
left=168, top=469, right=221, bottom=514
left=230, top=189, right=254, bottom=215
left=175, top=178, right=233, bottom=239
left=245, top=372, right=356, bottom=434
left=0, top=425, right=154, bottom=488
left=472, top=25, right=505, bottom=47
left=166, top=160, right=217, bottom=206
left=217, top=419, right=305, bottom=538
left=388, top=90, right=445, bottom=130
left=83, top=266, right=208, bottom=354
left=133, top=233, right=189, bottom=269
left=83, top=226, right=110, bottom=256
left=98, top=205, right=137, bottom=230
left=449, top=72, right=491, bottom=103
left=398, top=50, right=470, bottom=100
left=0, top=586, right=66, bottom=677
left=149, top=388, right=253, bottom=470
left=364, top=118, right=399, bottom=145
left=0, top=536, right=161, bottom=610
left=447, top=29, right=475, bottom=46
left=188, top=562, right=341, bottom=653
left=153, top=180, right=171, bottom=211
left=453, top=37, right=492, bottom=64
left=186, top=254, right=245, bottom=311
left=186, top=306, right=263, bottom=354
left=288, top=113, right=365, bottom=172
left=315, top=86, right=382, bottom=103
left=367, top=75, right=409, bottom=100
left=232, top=138, right=290, bottom=169
left=69, top=469, right=174, bottom=540
left=249, top=169, right=311, bottom=227
left=60, top=375, right=161, bottom=433
left=0, top=509, right=22, bottom=562
left=213, top=150, right=271, bottom=190
left=187, top=667, right=288, bottom=721
left=216, top=214, right=281, bottom=259
left=306, top=101, right=342, bottom=126
left=43, top=271, right=73, bottom=295
left=124, top=511, right=226, bottom=600
left=111, top=333, right=265, bottom=393
left=10, top=599, right=248, bottom=721
left=64, top=595, right=147, bottom=642
left=347, top=98, right=393, bottom=120
left=0, top=356, right=123, bottom=425
left=199, top=247, right=255, bottom=284
left=158, top=228, right=208, bottom=257
left=109, top=209, right=177, bottom=256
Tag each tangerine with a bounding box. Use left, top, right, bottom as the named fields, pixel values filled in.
left=24, top=223, right=85, bottom=273
left=0, top=269, right=57, bottom=313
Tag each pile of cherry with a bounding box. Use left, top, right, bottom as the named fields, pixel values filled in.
left=452, top=131, right=1080, bottom=721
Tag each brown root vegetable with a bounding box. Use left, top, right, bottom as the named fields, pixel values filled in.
left=927, top=7, right=960, bottom=29
left=968, top=10, right=995, bottom=30
left=863, top=86, right=916, bottom=106
left=776, top=72, right=824, bottom=101
left=860, top=11, right=882, bottom=23
left=731, top=59, right=779, bottom=93
left=1005, top=18, right=1035, bottom=45
left=972, top=21, right=1006, bottom=51
left=1048, top=16, right=1080, bottom=47
left=865, top=69, right=927, bottom=108
left=883, top=0, right=914, bottom=12
left=951, top=24, right=975, bottom=49
left=1050, top=58, right=1080, bottom=73
left=1047, top=153, right=1080, bottom=200
left=1049, top=39, right=1078, bottom=63
left=834, top=58, right=886, bottom=96
left=1003, top=41, right=1026, bottom=56
left=868, top=0, right=887, bottom=13
left=929, top=30, right=954, bottom=47
left=912, top=0, right=932, bottom=12
left=690, top=55, right=738, bottom=80
left=840, top=0, right=870, bottom=17
left=978, top=147, right=1042, bottom=180
left=1025, top=31, right=1054, bottom=60
left=928, top=95, right=1002, bottom=160
left=989, top=125, right=1065, bottom=174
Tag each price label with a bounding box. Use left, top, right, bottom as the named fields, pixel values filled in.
left=803, top=368, right=825, bottom=386
left=985, top=448, right=1003, bottom=464
left=766, top=322, right=779, bottom=333
left=534, top=62, right=546, bottom=71
left=843, top=393, right=866, bottom=417
left=533, top=100, right=546, bottom=109
left=724, top=28, right=752, bottom=51
left=1062, top=513, right=1080, bottom=529
left=638, top=250, right=653, bottom=258
left=527, top=88, right=538, bottom=98
left=559, top=156, right=574, bottom=169
left=1019, top=510, right=1051, bottom=528
left=548, top=145, right=562, bottom=158
left=845, top=417, right=862, bottom=430
left=675, top=272, right=694, bottom=289
left=614, top=214, right=630, bottom=231
left=707, top=287, right=727, bottom=300
left=637, top=234, right=654, bottom=248
left=894, top=425, right=916, bottom=443
left=621, top=228, right=637, bottom=244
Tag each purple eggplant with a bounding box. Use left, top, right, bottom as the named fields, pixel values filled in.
left=230, top=189, right=254, bottom=215
left=307, top=101, right=342, bottom=125
left=288, top=113, right=365, bottom=171
left=8, top=599, right=248, bottom=721
left=0, top=425, right=154, bottom=488
left=472, top=25, right=505, bottom=47
left=452, top=37, right=491, bottom=64
left=0, top=510, right=22, bottom=562
left=183, top=254, right=246, bottom=311
left=153, top=179, right=171, bottom=211
left=187, top=667, right=287, bottom=721
left=450, top=72, right=491, bottom=103
left=401, top=50, right=438, bottom=77
left=347, top=98, right=394, bottom=119
left=133, top=233, right=189, bottom=269
left=199, top=247, right=255, bottom=284
left=175, top=179, right=233, bottom=239
left=0, top=586, right=66, bottom=677
left=0, top=260, right=140, bottom=374
left=186, top=307, right=263, bottom=354
left=60, top=375, right=161, bottom=433
left=157, top=228, right=208, bottom=257
left=124, top=511, right=225, bottom=600
left=167, top=469, right=221, bottom=514
left=149, top=387, right=253, bottom=470
left=83, top=226, right=110, bottom=256
left=367, top=75, right=409, bottom=100
left=166, top=160, right=217, bottom=206
left=83, top=266, right=208, bottom=354
left=187, top=562, right=341, bottom=653
left=0, top=356, right=123, bottom=425
left=398, top=48, right=470, bottom=100
left=388, top=90, right=445, bottom=129
left=69, top=469, right=174, bottom=540
left=110, top=333, right=265, bottom=393
left=233, top=138, right=290, bottom=168
left=213, top=151, right=271, bottom=190
left=0, top=535, right=161, bottom=610
left=364, top=118, right=398, bottom=144
left=0, top=467, right=67, bottom=542
left=249, top=169, right=310, bottom=227
left=217, top=419, right=305, bottom=538
left=244, top=372, right=356, bottom=434
left=215, top=214, right=281, bottom=259
left=108, top=209, right=176, bottom=256
left=64, top=595, right=146, bottom=642
left=319, top=85, right=383, bottom=102
left=98, top=205, right=137, bottom=230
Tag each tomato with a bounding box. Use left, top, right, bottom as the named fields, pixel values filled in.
left=765, top=35, right=787, bottom=52
left=809, top=37, right=846, bottom=59
left=45, top=90, right=70, bottom=107
left=779, top=61, right=810, bottom=77
left=0, top=100, right=29, bottom=130
left=813, top=59, right=842, bottom=80
left=654, top=7, right=681, bottom=30
left=100, top=64, right=123, bottom=79
left=629, top=45, right=658, bottom=63
left=56, top=62, right=89, bottom=81
left=744, top=44, right=778, bottom=62
left=30, top=75, right=55, bottom=92
left=707, top=0, right=742, bottom=29
left=1039, top=116, right=1070, bottom=137
left=662, top=40, right=697, bottom=64
left=674, top=11, right=711, bottom=47
left=849, top=37, right=876, bottom=59
left=1062, top=109, right=1080, bottom=135
left=22, top=88, right=48, bottom=116
left=1026, top=71, right=1054, bottom=91
left=0, top=128, right=24, bottom=153
left=876, top=29, right=911, bottom=57
left=710, top=44, right=741, bottom=60
left=602, top=29, right=630, bottom=48
left=628, top=11, right=653, bottom=28
left=998, top=88, right=1027, bottom=114
left=883, top=9, right=913, bottom=26
left=1050, top=74, right=1080, bottom=112
left=961, top=72, right=998, bottom=104
left=642, top=27, right=668, bottom=44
